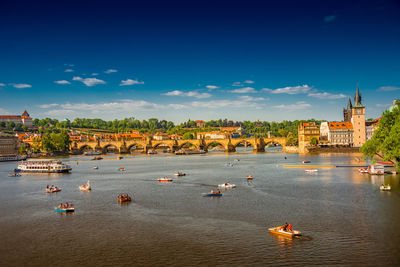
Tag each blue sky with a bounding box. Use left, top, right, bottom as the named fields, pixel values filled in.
left=0, top=0, right=399, bottom=123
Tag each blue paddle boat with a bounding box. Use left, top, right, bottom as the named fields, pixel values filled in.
left=55, top=203, right=74, bottom=213
left=202, top=192, right=223, bottom=197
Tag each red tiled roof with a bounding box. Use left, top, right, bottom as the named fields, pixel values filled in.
left=328, top=122, right=353, bottom=130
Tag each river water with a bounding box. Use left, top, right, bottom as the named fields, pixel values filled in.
left=1, top=150, right=399, bottom=266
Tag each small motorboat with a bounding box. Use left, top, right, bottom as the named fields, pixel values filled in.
left=117, top=156, right=123, bottom=160
left=174, top=172, right=186, bottom=176
left=158, top=177, right=173, bottom=182
left=226, top=163, right=233, bottom=167
left=79, top=180, right=91, bottom=191
left=246, top=175, right=253, bottom=179
left=92, top=156, right=103, bottom=160
left=234, top=158, right=240, bottom=162
left=305, top=169, right=318, bottom=173
left=218, top=182, right=236, bottom=189
left=117, top=167, right=126, bottom=172
left=46, top=186, right=61, bottom=193
left=8, top=172, right=21, bottom=177
left=380, top=185, right=391, bottom=191
left=302, top=160, right=311, bottom=163
left=358, top=168, right=368, bottom=173
left=117, top=194, right=132, bottom=203
left=93, top=166, right=99, bottom=170
left=268, top=226, right=302, bottom=238
left=55, top=203, right=74, bottom=213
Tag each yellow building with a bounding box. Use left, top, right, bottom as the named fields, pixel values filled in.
left=298, top=122, right=320, bottom=153
left=351, top=87, right=366, bottom=147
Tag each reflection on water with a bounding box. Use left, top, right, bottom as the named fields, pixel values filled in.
left=0, top=152, right=399, bottom=266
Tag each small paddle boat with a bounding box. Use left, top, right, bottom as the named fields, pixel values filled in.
left=46, top=186, right=61, bottom=193
left=117, top=156, right=123, bottom=160
left=246, top=175, right=253, bottom=179
left=302, top=160, right=311, bottom=163
left=117, top=167, right=126, bottom=172
left=8, top=172, right=21, bottom=177
left=158, top=177, right=173, bottom=182
left=268, top=226, right=302, bottom=238
left=79, top=180, right=91, bottom=191
left=380, top=184, right=391, bottom=191
left=234, top=158, right=240, bottom=162
left=117, top=194, right=132, bottom=203
left=174, top=172, right=186, bottom=176
left=93, top=166, right=98, bottom=170
left=358, top=168, right=368, bottom=173
left=218, top=182, right=236, bottom=189
left=55, top=203, right=74, bottom=213
left=226, top=163, right=233, bottom=167
left=305, top=169, right=318, bottom=173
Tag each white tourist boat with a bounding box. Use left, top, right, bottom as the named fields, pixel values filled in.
left=16, top=159, right=72, bottom=173
left=218, top=182, right=236, bottom=189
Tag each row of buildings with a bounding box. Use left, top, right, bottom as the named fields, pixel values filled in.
left=299, top=86, right=391, bottom=149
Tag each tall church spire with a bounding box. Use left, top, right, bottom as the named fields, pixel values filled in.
left=347, top=97, right=352, bottom=109
left=354, top=84, right=362, bottom=106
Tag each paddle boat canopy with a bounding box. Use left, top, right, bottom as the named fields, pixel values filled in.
left=268, top=226, right=302, bottom=238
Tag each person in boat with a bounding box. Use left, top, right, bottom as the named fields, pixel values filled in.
left=58, top=203, right=63, bottom=209
left=216, top=189, right=221, bottom=194
left=281, top=222, right=288, bottom=231
left=287, top=224, right=293, bottom=233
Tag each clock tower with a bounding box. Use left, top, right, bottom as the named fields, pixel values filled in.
left=351, top=86, right=366, bottom=147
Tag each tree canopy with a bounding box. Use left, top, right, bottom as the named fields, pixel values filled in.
left=360, top=102, right=400, bottom=171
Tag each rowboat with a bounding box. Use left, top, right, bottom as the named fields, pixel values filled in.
left=55, top=207, right=75, bottom=213
left=79, top=180, right=91, bottom=191
left=305, top=169, right=318, bottom=173
left=246, top=175, right=253, bottom=179
left=46, top=187, right=61, bottom=193
left=268, top=226, right=302, bottom=238
left=117, top=194, right=132, bottom=202
left=158, top=177, right=173, bottom=182
left=202, top=193, right=222, bottom=197
left=218, top=182, right=236, bottom=189
left=380, top=185, right=391, bottom=191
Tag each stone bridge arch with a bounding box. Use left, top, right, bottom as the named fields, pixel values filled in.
left=177, top=141, right=200, bottom=150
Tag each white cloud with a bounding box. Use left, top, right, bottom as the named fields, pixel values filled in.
left=233, top=80, right=255, bottom=86
left=73, top=76, right=106, bottom=86
left=38, top=103, right=59, bottom=108
left=324, top=15, right=336, bottom=22
left=162, top=90, right=212, bottom=99
left=12, top=83, right=32, bottom=89
left=378, top=86, right=400, bottom=91
left=0, top=83, right=5, bottom=86
left=104, top=69, right=118, bottom=74
left=54, top=80, right=71, bottom=85
left=120, top=79, right=144, bottom=86
left=191, top=99, right=265, bottom=109
left=243, top=80, right=255, bottom=84
left=91, top=73, right=99, bottom=76
left=263, top=85, right=312, bottom=94
left=273, top=101, right=311, bottom=110
left=64, top=64, right=74, bottom=67
left=64, top=69, right=74, bottom=72
left=206, top=85, right=219, bottom=90
left=231, top=87, right=257, bottom=93
left=308, top=92, right=346, bottom=99
left=376, top=103, right=391, bottom=108
left=0, top=107, right=9, bottom=114
left=238, top=95, right=267, bottom=101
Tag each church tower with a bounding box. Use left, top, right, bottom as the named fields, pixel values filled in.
left=351, top=85, right=366, bottom=147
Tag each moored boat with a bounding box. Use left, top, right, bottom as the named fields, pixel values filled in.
left=268, top=226, right=302, bottom=238
left=174, top=172, right=186, bottom=176
left=16, top=159, right=72, bottom=173
left=158, top=177, right=173, bottom=182
left=218, top=182, right=236, bottom=189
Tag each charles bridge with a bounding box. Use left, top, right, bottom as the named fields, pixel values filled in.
left=71, top=137, right=288, bottom=154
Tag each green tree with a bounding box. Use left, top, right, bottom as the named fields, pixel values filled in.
left=360, top=102, right=400, bottom=171
left=310, top=137, right=319, bottom=146
left=182, top=132, right=194, bottom=140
